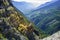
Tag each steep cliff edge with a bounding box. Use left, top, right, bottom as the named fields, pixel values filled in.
left=0, top=0, right=37, bottom=40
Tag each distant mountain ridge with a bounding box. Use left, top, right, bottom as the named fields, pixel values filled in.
left=26, top=0, right=60, bottom=19
left=27, top=0, right=60, bottom=35
left=33, top=0, right=60, bottom=11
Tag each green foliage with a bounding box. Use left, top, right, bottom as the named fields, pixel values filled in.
left=0, top=33, right=7, bottom=40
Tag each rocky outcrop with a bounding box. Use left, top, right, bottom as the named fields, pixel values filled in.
left=0, top=0, right=36, bottom=40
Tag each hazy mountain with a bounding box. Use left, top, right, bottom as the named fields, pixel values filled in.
left=33, top=0, right=59, bottom=11
left=26, top=0, right=59, bottom=19
left=28, top=0, right=60, bottom=34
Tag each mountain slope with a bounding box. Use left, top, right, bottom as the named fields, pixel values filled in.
left=28, top=0, right=60, bottom=35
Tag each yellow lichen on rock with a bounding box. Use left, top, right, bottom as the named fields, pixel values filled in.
left=0, top=9, right=5, bottom=14
left=3, top=0, right=9, bottom=6
left=7, top=6, right=14, bottom=11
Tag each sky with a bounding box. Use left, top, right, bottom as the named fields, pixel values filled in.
left=12, top=0, right=56, bottom=7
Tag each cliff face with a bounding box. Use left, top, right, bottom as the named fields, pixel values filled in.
left=0, top=0, right=36, bottom=40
